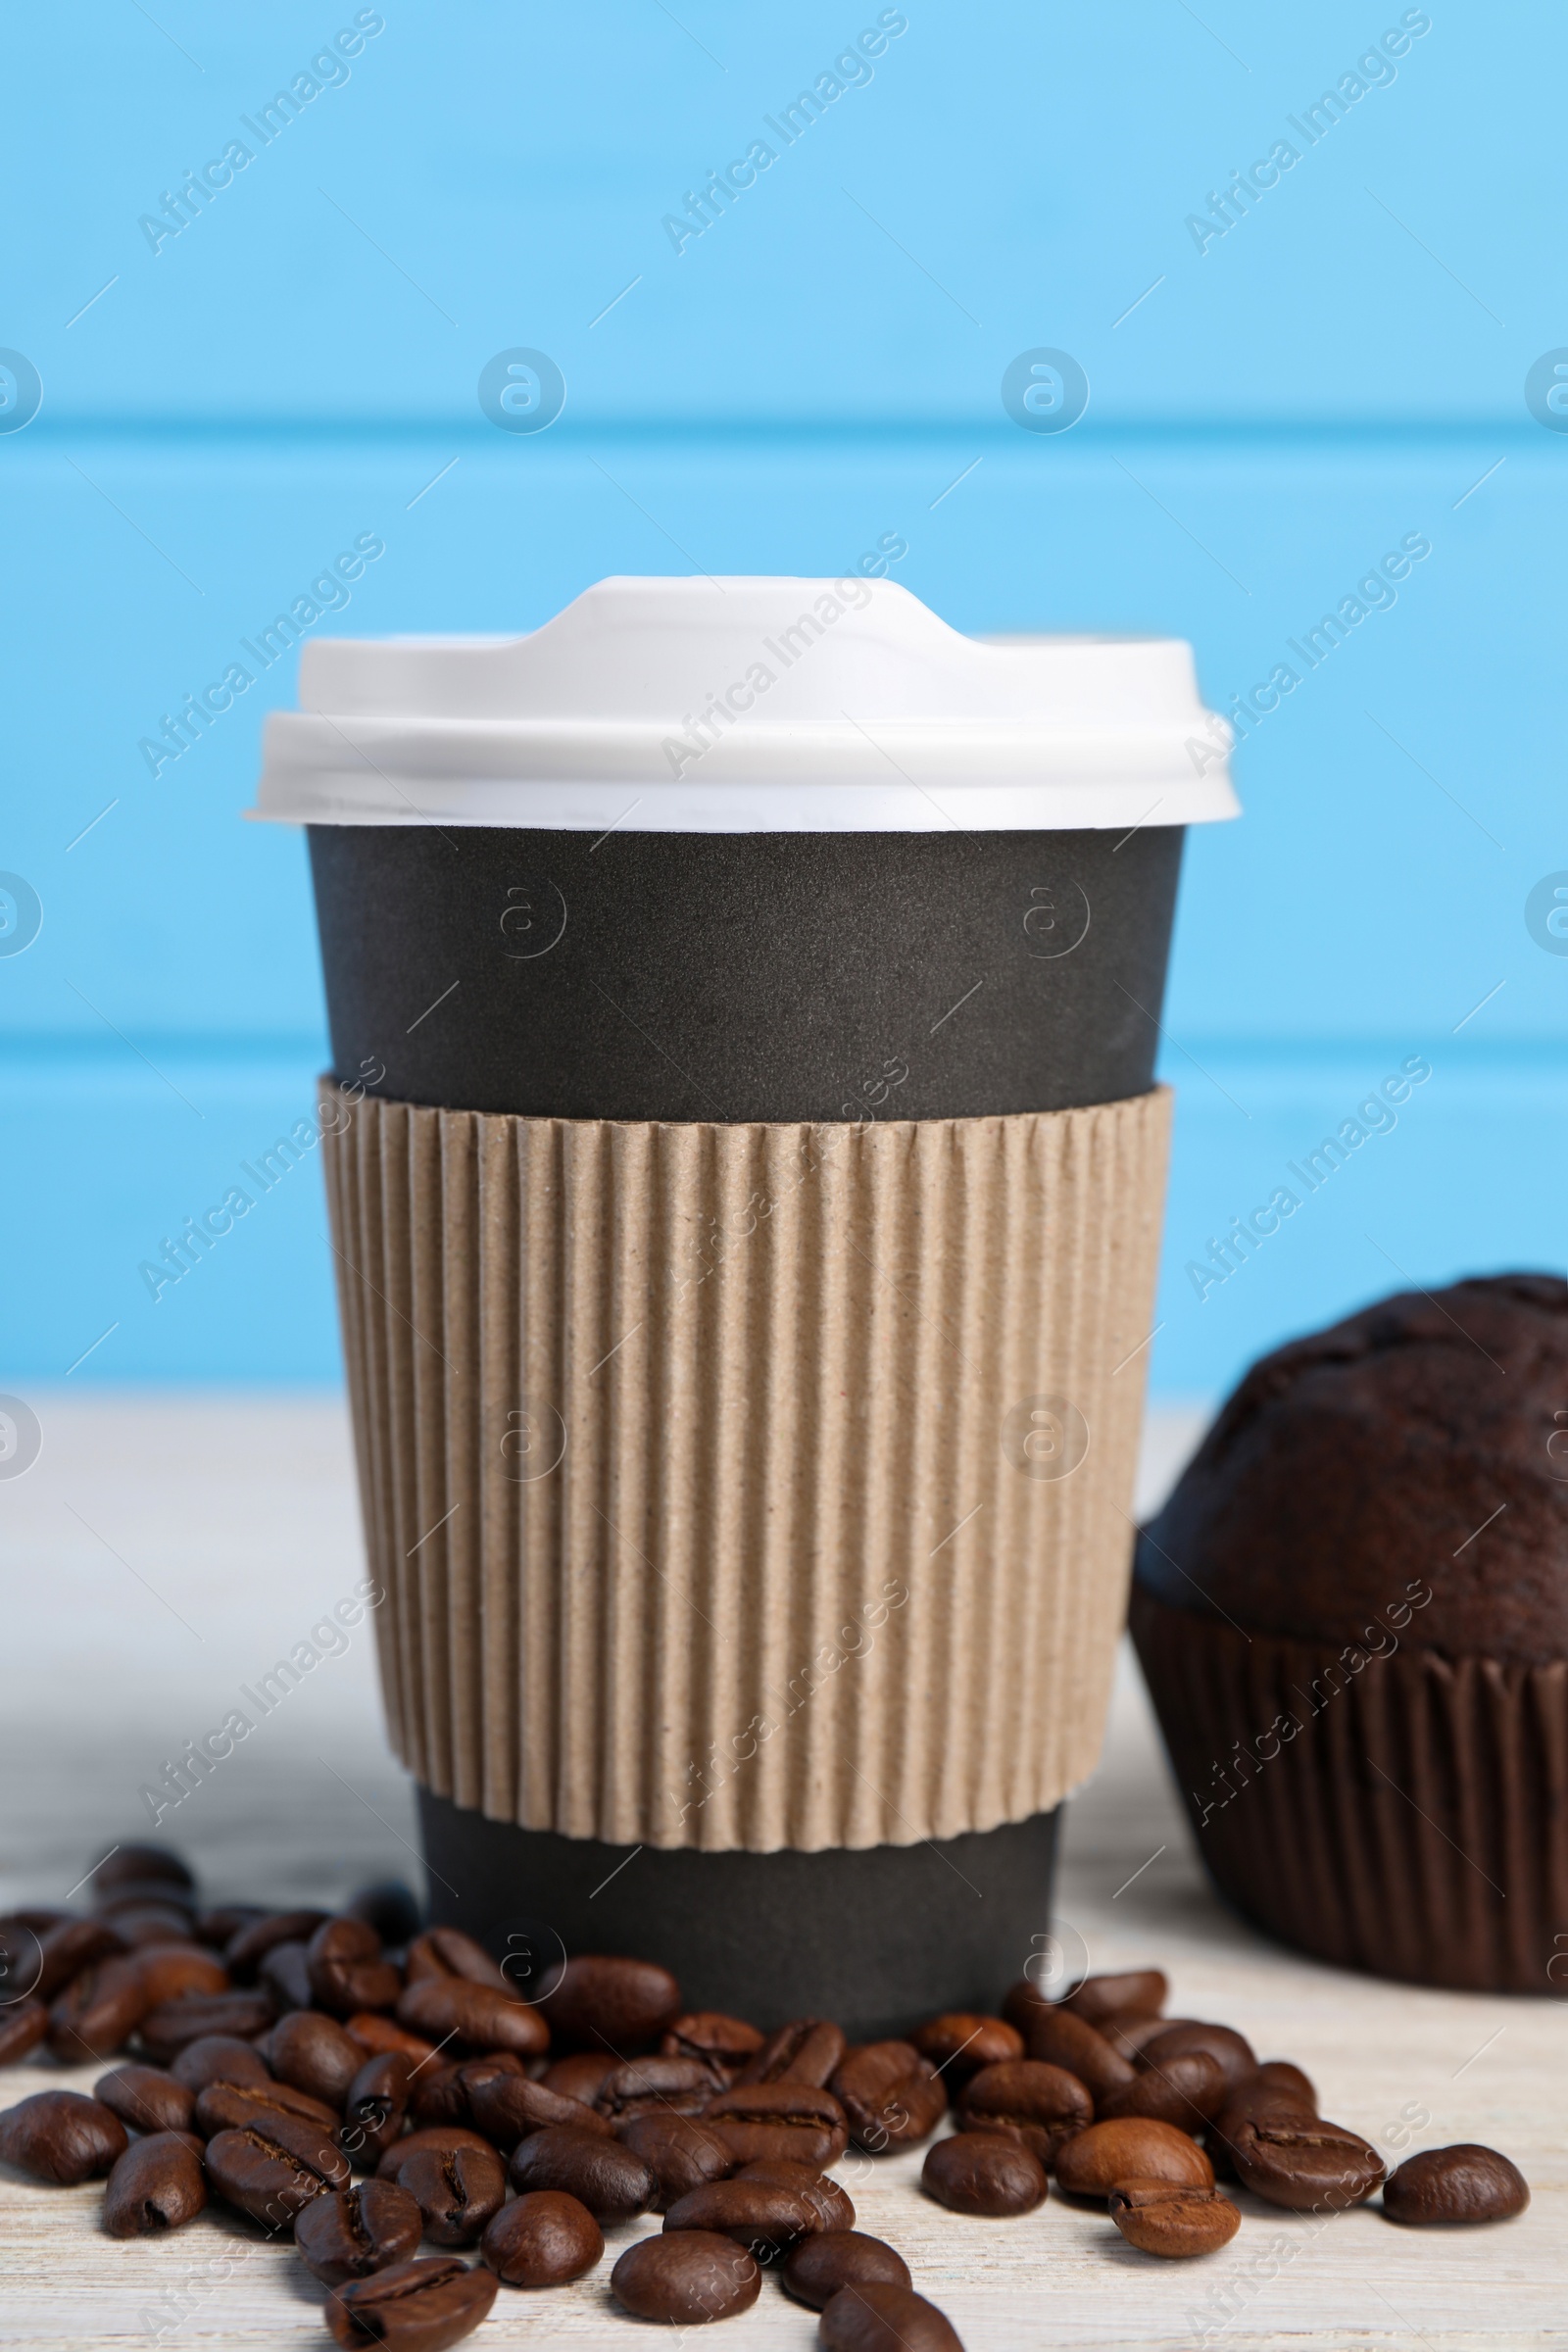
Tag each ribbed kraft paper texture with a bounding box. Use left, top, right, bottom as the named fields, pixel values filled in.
left=323, top=1085, right=1172, bottom=1853
left=1130, top=1583, right=1568, bottom=1994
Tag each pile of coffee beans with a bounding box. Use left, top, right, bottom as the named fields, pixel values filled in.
left=0, top=1848, right=1530, bottom=2346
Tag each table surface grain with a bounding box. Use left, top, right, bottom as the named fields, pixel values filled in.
left=1, top=1394, right=1563, bottom=2350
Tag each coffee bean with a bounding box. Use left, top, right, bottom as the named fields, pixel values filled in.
left=467, top=2068, right=612, bottom=2153
left=481, top=2187, right=604, bottom=2286
left=737, top=2017, right=846, bottom=2087
left=922, top=2131, right=1047, bottom=2216
left=956, top=2060, right=1092, bottom=2169
left=1103, top=2013, right=1195, bottom=2063
left=664, top=2176, right=822, bottom=2261
left=1207, top=2067, right=1319, bottom=2180
left=390, top=2135, right=506, bottom=2247
left=0, top=2000, right=47, bottom=2065
left=735, top=2158, right=854, bottom=2230
left=377, top=2125, right=496, bottom=2178
left=595, top=2055, right=716, bottom=2123
left=1001, top=1979, right=1054, bottom=2035
left=95, top=2063, right=195, bottom=2137
left=618, top=2113, right=736, bottom=2209
left=35, top=1918, right=128, bottom=2003
left=347, top=1882, right=422, bottom=1951
left=1138, top=2022, right=1255, bottom=2098
left=263, top=2009, right=366, bottom=2108
left=781, top=2230, right=911, bottom=2311
left=131, top=1940, right=229, bottom=2006
left=0, top=2090, right=127, bottom=2184
left=169, top=2034, right=272, bottom=2094
left=206, top=2118, right=347, bottom=2227
left=410, top=2059, right=481, bottom=2133
left=1062, top=1970, right=1168, bottom=2028
left=193, top=1904, right=266, bottom=1950
left=539, top=2052, right=616, bottom=2103
left=339, top=2052, right=412, bottom=2167
left=47, top=1954, right=149, bottom=2063
left=508, top=2124, right=656, bottom=2223
left=1383, top=2144, right=1529, bottom=2227
left=308, top=1917, right=403, bottom=2018
left=1099, top=2050, right=1227, bottom=2132
left=102, top=2131, right=208, bottom=2236
left=661, top=2011, right=764, bottom=2082
left=259, top=1940, right=315, bottom=2014
left=325, top=2256, right=498, bottom=2349
left=198, top=2077, right=337, bottom=2138
left=1021, top=2007, right=1136, bottom=2100
left=705, top=2082, right=850, bottom=2168
left=1108, top=2177, right=1241, bottom=2258
left=88, top=1845, right=194, bottom=1901
left=909, top=2014, right=1023, bottom=2085
left=397, top=1977, right=547, bottom=2058
left=831, top=2041, right=946, bottom=2151
left=610, top=2230, right=761, bottom=2325
left=345, top=2011, right=438, bottom=2066
left=549, top=1954, right=682, bottom=2052
left=405, top=1929, right=506, bottom=1991
left=1229, top=2115, right=1384, bottom=2212
left=1055, top=2119, right=1213, bottom=2199
left=819, top=2281, right=964, bottom=2350
left=98, top=1901, right=198, bottom=1946
left=296, top=2179, right=425, bottom=2285
left=223, top=1911, right=328, bottom=1984
left=139, top=1989, right=274, bottom=2061
left=1249, top=2060, right=1317, bottom=2111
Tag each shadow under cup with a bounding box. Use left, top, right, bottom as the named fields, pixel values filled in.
left=310, top=821, right=1183, bottom=2036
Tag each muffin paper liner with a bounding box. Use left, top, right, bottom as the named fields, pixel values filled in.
left=320, top=1082, right=1171, bottom=1853
left=1130, top=1580, right=1568, bottom=1993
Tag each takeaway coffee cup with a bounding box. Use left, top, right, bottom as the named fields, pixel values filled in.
left=255, top=576, right=1237, bottom=2035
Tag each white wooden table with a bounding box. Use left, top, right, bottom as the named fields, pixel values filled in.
left=2, top=1396, right=1563, bottom=2348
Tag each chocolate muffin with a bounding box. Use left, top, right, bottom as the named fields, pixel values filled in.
left=1130, top=1275, right=1568, bottom=1992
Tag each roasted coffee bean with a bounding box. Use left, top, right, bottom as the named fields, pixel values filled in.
left=781, top=2230, right=911, bottom=2311
left=170, top=2034, right=272, bottom=2093
left=957, top=2059, right=1093, bottom=2169
left=410, top=2060, right=479, bottom=2132
left=1250, top=2059, right=1317, bottom=2110
left=466, top=2067, right=610, bottom=2152
left=909, top=2013, right=1023, bottom=2084
left=35, top=1918, right=128, bottom=2003
left=0, top=2090, right=127, bottom=2184
left=206, top=2118, right=347, bottom=2226
left=1001, top=1978, right=1054, bottom=2034
left=508, top=2123, right=656, bottom=2223
left=95, top=2063, right=195, bottom=2137
left=737, top=2017, right=846, bottom=2087
left=99, top=1901, right=198, bottom=1946
left=87, top=1844, right=195, bottom=1901
left=102, top=2131, right=208, bottom=2236
left=540, top=2052, right=616, bottom=2103
left=223, top=1910, right=329, bottom=1983
left=922, top=2131, right=1047, bottom=2216
left=549, top=1953, right=682, bottom=2052
left=397, top=1977, right=547, bottom=2058
left=595, top=2055, right=714, bottom=2122
left=132, top=1941, right=228, bottom=2007
left=1383, top=2143, right=1529, bottom=2227
left=1100, top=2050, right=1227, bottom=2132
left=705, top=2082, right=850, bottom=2168
left=339, top=2053, right=412, bottom=2167
left=193, top=1904, right=266, bottom=1950
left=389, top=2134, right=506, bottom=2246
left=346, top=2011, right=438, bottom=2065
left=1062, top=1970, right=1169, bottom=2028
left=326, top=2255, right=498, bottom=2349
left=1022, top=2007, right=1136, bottom=2100
left=1102, top=2013, right=1181, bottom=2062
left=611, top=2230, right=761, bottom=2325
left=619, top=2112, right=737, bottom=2209
left=1055, top=2119, right=1213, bottom=2199
left=296, top=2179, right=425, bottom=2285
left=139, top=1989, right=273, bottom=2061
left=264, top=2009, right=367, bottom=2108
left=819, top=2281, right=963, bottom=2350
left=1208, top=2067, right=1319, bottom=2180
left=1109, top=2177, right=1241, bottom=2258
left=347, top=1882, right=422, bottom=1951
left=664, top=2176, right=821, bottom=2261
left=47, top=1954, right=148, bottom=2062
left=735, top=2158, right=854, bottom=2231
left=832, top=2041, right=946, bottom=2151
left=259, top=1940, right=315, bottom=2014
left=308, top=1916, right=403, bottom=2018
left=1229, top=2114, right=1384, bottom=2211
left=481, top=2187, right=605, bottom=2286
left=405, top=1928, right=506, bottom=1991
left=0, top=1999, right=47, bottom=2065
left=1138, top=2022, right=1256, bottom=2098
left=661, top=2011, right=764, bottom=2082
left=198, top=2076, right=337, bottom=2137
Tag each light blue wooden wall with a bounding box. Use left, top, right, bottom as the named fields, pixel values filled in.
left=2, top=0, right=1562, bottom=1396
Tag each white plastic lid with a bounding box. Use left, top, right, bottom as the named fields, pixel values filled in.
left=252, top=575, right=1238, bottom=832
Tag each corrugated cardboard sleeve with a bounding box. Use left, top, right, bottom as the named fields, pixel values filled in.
left=322, top=1083, right=1172, bottom=1853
